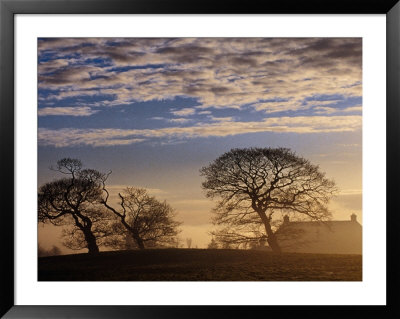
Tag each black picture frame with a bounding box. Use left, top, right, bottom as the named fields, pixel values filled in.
left=1, top=0, right=399, bottom=318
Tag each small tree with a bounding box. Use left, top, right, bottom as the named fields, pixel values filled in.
left=102, top=187, right=181, bottom=249
left=200, top=148, right=337, bottom=253
left=49, top=245, right=62, bottom=256
left=207, top=238, right=219, bottom=249
left=38, top=158, right=110, bottom=254
left=186, top=238, right=192, bottom=249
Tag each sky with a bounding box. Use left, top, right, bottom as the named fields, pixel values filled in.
left=37, top=38, right=362, bottom=252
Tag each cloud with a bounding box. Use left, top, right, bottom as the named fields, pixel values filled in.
left=38, top=128, right=145, bottom=147
left=251, top=100, right=300, bottom=113
left=208, top=116, right=235, bottom=122
left=38, top=106, right=99, bottom=117
left=170, top=108, right=196, bottom=117
left=38, top=38, right=362, bottom=113
left=342, top=105, right=362, bottom=113
left=312, top=107, right=337, bottom=115
left=168, top=118, right=192, bottom=124
left=38, top=115, right=361, bottom=147
left=339, top=189, right=362, bottom=196
left=313, top=105, right=362, bottom=115
left=198, top=110, right=212, bottom=115
left=38, top=58, right=71, bottom=74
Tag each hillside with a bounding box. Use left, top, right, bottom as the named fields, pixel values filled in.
left=38, top=248, right=362, bottom=281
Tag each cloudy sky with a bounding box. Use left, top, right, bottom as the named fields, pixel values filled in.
left=38, top=38, right=362, bottom=251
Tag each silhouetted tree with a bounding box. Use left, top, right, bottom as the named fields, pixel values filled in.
left=207, top=238, right=219, bottom=249
left=102, top=187, right=181, bottom=249
left=186, top=238, right=192, bottom=249
left=38, top=158, right=111, bottom=255
left=200, top=148, right=337, bottom=253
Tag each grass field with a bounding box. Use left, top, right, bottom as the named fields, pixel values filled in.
left=38, top=248, right=362, bottom=281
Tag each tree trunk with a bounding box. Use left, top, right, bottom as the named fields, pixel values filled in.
left=266, top=234, right=281, bottom=253
left=135, top=236, right=145, bottom=250
left=84, top=230, right=100, bottom=255
left=258, top=210, right=282, bottom=253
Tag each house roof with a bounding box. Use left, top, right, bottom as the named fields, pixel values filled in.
left=286, top=220, right=361, bottom=226
left=277, top=214, right=362, bottom=254
left=281, top=214, right=361, bottom=228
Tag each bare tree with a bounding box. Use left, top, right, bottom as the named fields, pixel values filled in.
left=186, top=238, right=192, bottom=249
left=38, top=158, right=111, bottom=254
left=101, top=187, right=181, bottom=249
left=207, top=238, right=219, bottom=249
left=200, top=147, right=337, bottom=253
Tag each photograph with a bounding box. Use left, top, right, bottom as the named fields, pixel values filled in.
left=2, top=0, right=399, bottom=316
left=37, top=37, right=363, bottom=282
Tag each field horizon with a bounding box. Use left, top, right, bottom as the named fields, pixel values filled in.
left=38, top=248, right=362, bottom=281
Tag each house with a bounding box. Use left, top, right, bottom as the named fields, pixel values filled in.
left=276, top=214, right=362, bottom=254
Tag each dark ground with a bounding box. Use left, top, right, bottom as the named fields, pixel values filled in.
left=38, top=248, right=362, bottom=281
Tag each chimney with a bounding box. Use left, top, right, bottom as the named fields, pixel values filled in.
left=283, top=215, right=290, bottom=224
left=350, top=213, right=357, bottom=222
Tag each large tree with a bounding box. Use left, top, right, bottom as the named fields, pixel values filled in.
left=200, top=147, right=337, bottom=253
left=101, top=187, right=181, bottom=249
left=38, top=158, right=111, bottom=254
